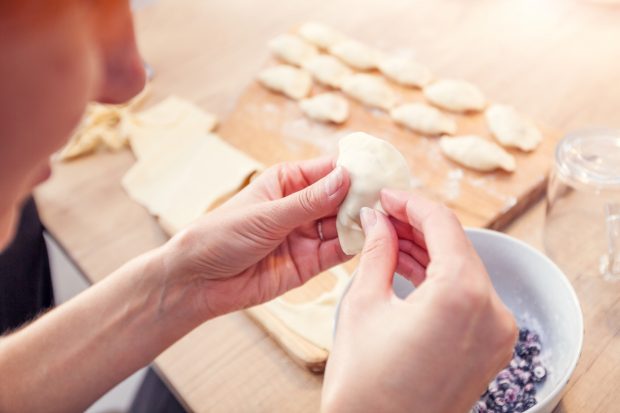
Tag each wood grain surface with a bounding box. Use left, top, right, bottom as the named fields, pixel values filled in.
left=34, top=0, right=620, bottom=412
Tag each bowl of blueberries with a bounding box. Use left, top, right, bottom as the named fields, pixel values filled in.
left=392, top=228, right=584, bottom=413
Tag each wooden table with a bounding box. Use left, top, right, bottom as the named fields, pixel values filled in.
left=35, top=0, right=620, bottom=411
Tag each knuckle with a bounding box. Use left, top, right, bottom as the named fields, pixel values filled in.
left=297, top=187, right=321, bottom=215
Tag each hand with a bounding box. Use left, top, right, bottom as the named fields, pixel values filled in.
left=322, top=190, right=517, bottom=413
left=157, top=157, right=351, bottom=321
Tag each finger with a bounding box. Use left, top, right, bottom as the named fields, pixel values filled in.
left=396, top=252, right=426, bottom=286
left=318, top=238, right=353, bottom=272
left=399, top=239, right=430, bottom=267
left=278, top=156, right=338, bottom=196
left=317, top=216, right=339, bottom=240
left=381, top=189, right=473, bottom=266
left=350, top=207, right=398, bottom=298
left=390, top=216, right=427, bottom=250
left=268, top=166, right=350, bottom=231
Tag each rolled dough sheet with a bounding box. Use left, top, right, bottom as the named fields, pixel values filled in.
left=263, top=265, right=351, bottom=351
left=122, top=133, right=263, bottom=234
left=127, top=96, right=218, bottom=160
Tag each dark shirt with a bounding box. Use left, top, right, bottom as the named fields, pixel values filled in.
left=0, top=197, right=54, bottom=333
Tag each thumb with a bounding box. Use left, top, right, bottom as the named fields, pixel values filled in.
left=350, top=207, right=398, bottom=298
left=269, top=166, right=349, bottom=229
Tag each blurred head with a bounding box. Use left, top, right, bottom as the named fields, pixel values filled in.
left=0, top=0, right=145, bottom=248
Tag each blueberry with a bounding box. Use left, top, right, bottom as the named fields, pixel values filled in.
left=498, top=379, right=511, bottom=390
left=472, top=400, right=488, bottom=413
left=497, top=369, right=512, bottom=381
left=532, top=365, right=547, bottom=382
left=524, top=398, right=537, bottom=408
left=527, top=342, right=541, bottom=356
left=516, top=343, right=528, bottom=358
left=504, top=387, right=518, bottom=403
left=519, top=371, right=532, bottom=384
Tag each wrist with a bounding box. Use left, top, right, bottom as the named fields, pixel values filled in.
left=127, top=244, right=206, bottom=342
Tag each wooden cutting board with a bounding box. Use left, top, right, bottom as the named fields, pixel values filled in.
left=217, top=56, right=562, bottom=373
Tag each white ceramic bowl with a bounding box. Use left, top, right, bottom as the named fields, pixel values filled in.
left=342, top=228, right=584, bottom=413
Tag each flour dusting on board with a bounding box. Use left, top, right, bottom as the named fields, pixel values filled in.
left=280, top=118, right=349, bottom=155
left=443, top=168, right=464, bottom=200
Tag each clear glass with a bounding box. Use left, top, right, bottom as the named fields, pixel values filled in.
left=544, top=128, right=620, bottom=281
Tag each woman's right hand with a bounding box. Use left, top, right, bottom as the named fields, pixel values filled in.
left=322, top=189, right=517, bottom=413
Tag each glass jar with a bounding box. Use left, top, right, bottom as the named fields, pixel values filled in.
left=544, top=129, right=620, bottom=281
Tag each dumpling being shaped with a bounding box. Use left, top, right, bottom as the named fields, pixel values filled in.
left=378, top=56, right=434, bottom=88
left=302, top=54, right=353, bottom=89
left=424, top=79, right=486, bottom=113
left=390, top=102, right=457, bottom=136
left=329, top=39, right=382, bottom=70
left=336, top=132, right=411, bottom=254
left=439, top=135, right=516, bottom=172
left=298, top=22, right=345, bottom=50
left=257, top=65, right=312, bottom=100
left=485, top=104, right=542, bottom=152
left=269, top=34, right=318, bottom=67
left=299, top=93, right=349, bottom=124
left=341, top=73, right=397, bottom=111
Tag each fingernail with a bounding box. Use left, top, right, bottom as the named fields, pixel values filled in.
left=324, top=166, right=343, bottom=197
left=360, top=207, right=377, bottom=231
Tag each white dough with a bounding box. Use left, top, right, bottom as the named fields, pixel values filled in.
left=268, top=34, right=318, bottom=67
left=341, top=73, right=397, bottom=111
left=329, top=39, right=382, bottom=70
left=439, top=135, right=516, bottom=172
left=302, top=54, right=352, bottom=89
left=298, top=22, right=345, bottom=50
left=126, top=96, right=218, bottom=160
left=299, top=93, right=349, bottom=124
left=424, top=79, right=486, bottom=113
left=263, top=265, right=351, bottom=351
left=378, top=56, right=434, bottom=88
left=336, top=132, right=411, bottom=254
left=390, top=102, right=457, bottom=136
left=257, top=65, right=313, bottom=100
left=122, top=133, right=262, bottom=234
left=485, top=104, right=542, bottom=152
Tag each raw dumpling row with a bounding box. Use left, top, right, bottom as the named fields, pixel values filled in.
left=258, top=23, right=544, bottom=171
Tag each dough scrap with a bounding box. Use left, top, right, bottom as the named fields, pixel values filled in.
left=424, top=79, right=486, bottom=113
left=269, top=34, right=318, bottom=67
left=336, top=132, right=411, bottom=254
left=302, top=54, right=352, bottom=89
left=439, top=135, right=516, bottom=172
left=122, top=133, right=262, bottom=234
left=299, top=93, right=349, bottom=124
left=378, top=56, right=434, bottom=88
left=127, top=96, right=218, bottom=160
left=58, top=86, right=151, bottom=161
left=329, top=39, right=382, bottom=70
left=263, top=265, right=351, bottom=351
left=485, top=104, right=542, bottom=152
left=341, top=73, right=397, bottom=111
left=390, top=102, right=457, bottom=136
left=298, top=22, right=345, bottom=50
left=257, top=65, right=313, bottom=100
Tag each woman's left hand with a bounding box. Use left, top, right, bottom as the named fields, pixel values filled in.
left=156, top=156, right=351, bottom=321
